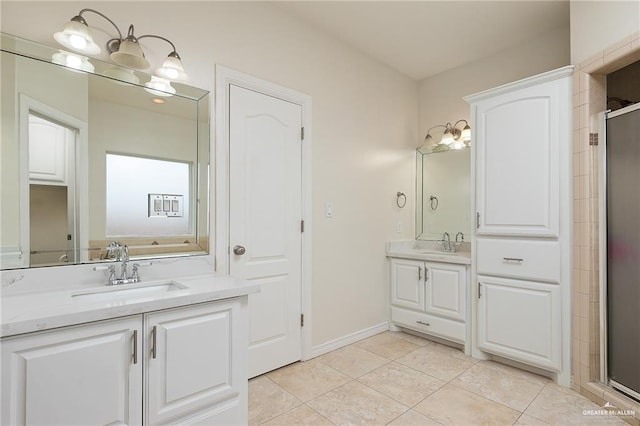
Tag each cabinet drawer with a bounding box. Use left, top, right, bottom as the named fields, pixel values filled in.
left=476, top=238, right=561, bottom=283
left=391, top=306, right=465, bottom=344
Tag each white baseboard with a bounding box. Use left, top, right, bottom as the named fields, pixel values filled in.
left=304, top=321, right=389, bottom=360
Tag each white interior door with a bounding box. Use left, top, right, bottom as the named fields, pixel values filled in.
left=229, top=84, right=302, bottom=378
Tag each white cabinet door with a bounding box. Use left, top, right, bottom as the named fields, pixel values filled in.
left=390, top=258, right=425, bottom=310
left=424, top=262, right=466, bottom=322
left=146, top=299, right=244, bottom=425
left=474, top=79, right=566, bottom=238
left=1, top=316, right=142, bottom=426
left=477, top=276, right=561, bottom=371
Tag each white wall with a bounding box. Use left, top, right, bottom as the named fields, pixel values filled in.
left=0, top=2, right=418, bottom=348
left=570, top=0, right=640, bottom=65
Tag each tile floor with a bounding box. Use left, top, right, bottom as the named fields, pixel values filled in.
left=249, top=331, right=630, bottom=425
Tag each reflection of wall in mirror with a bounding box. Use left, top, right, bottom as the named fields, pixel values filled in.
left=422, top=149, right=471, bottom=239
left=106, top=154, right=190, bottom=236
left=88, top=97, right=198, bottom=244
left=1, top=52, right=88, bottom=263
left=30, top=185, right=68, bottom=266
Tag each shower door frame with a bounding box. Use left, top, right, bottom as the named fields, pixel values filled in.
left=598, top=102, right=640, bottom=401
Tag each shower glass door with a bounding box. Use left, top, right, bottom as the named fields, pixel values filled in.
left=605, top=103, right=640, bottom=400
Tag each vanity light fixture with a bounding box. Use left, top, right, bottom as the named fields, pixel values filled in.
left=53, top=8, right=189, bottom=91
left=51, top=50, right=95, bottom=72
left=422, top=120, right=472, bottom=152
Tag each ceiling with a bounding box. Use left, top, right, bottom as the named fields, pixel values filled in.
left=275, top=1, right=570, bottom=81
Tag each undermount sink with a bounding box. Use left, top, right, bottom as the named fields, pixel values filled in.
left=420, top=250, right=457, bottom=255
left=72, top=281, right=188, bottom=303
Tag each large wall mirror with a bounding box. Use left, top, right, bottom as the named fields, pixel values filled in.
left=416, top=147, right=471, bottom=240
left=1, top=34, right=210, bottom=270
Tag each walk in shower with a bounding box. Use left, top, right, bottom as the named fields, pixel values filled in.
left=601, top=102, right=640, bottom=401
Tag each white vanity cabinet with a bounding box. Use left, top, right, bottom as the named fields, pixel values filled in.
left=466, top=66, right=572, bottom=384
left=1, top=298, right=247, bottom=426
left=390, top=257, right=467, bottom=345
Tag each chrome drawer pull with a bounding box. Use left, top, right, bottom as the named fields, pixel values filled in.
left=416, top=320, right=430, bottom=326
left=503, top=257, right=524, bottom=262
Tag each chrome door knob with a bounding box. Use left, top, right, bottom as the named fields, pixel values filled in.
left=233, top=245, right=246, bottom=255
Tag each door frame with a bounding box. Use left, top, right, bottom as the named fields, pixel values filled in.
left=18, top=94, right=89, bottom=266
left=214, top=65, right=313, bottom=361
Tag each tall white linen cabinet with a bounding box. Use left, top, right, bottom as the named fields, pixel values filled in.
left=465, top=66, right=573, bottom=386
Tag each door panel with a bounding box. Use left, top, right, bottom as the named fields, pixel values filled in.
left=477, top=276, right=561, bottom=371
left=390, top=258, right=425, bottom=310
left=475, top=81, right=560, bottom=237
left=425, top=262, right=466, bottom=321
left=146, top=301, right=240, bottom=425
left=229, top=85, right=302, bottom=378
left=1, top=317, right=142, bottom=426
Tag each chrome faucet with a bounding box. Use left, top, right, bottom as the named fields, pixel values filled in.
left=441, top=232, right=452, bottom=252
left=455, top=232, right=464, bottom=243
left=97, top=243, right=149, bottom=285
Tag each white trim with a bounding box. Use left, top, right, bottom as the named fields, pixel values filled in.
left=18, top=94, right=89, bottom=266
left=214, top=65, right=313, bottom=361
left=306, top=322, right=389, bottom=360
left=606, top=101, right=640, bottom=119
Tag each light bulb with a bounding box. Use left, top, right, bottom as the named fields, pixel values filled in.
left=68, top=34, right=87, bottom=49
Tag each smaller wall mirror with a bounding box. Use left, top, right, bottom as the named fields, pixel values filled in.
left=416, top=147, right=471, bottom=240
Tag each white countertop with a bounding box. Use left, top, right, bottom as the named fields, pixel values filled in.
left=1, top=274, right=259, bottom=338
left=386, top=240, right=472, bottom=265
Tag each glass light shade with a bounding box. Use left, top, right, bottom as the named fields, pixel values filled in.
left=440, top=130, right=454, bottom=145
left=54, top=20, right=101, bottom=55
left=451, top=139, right=465, bottom=150
left=156, top=55, right=188, bottom=81
left=104, top=66, right=140, bottom=84
left=461, top=124, right=471, bottom=142
left=111, top=39, right=150, bottom=70
left=52, top=50, right=95, bottom=72
left=144, top=76, right=176, bottom=97
left=424, top=133, right=435, bottom=146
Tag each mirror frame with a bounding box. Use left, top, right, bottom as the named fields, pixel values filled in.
left=1, top=32, right=211, bottom=270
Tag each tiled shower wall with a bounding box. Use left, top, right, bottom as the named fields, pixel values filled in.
left=572, top=31, right=640, bottom=425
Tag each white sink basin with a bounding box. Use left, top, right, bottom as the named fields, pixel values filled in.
left=72, top=281, right=188, bottom=303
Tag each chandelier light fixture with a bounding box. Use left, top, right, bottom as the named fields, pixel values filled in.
left=422, top=120, right=471, bottom=152
left=53, top=8, right=188, bottom=95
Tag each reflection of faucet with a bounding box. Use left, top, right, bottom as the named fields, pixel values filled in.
left=455, top=232, right=464, bottom=243
left=120, top=245, right=129, bottom=281
left=442, top=232, right=452, bottom=252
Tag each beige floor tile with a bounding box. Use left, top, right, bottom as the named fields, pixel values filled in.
left=391, top=330, right=430, bottom=346
left=248, top=376, right=302, bottom=425
left=515, top=414, right=551, bottom=425
left=414, top=384, right=521, bottom=426
left=266, top=358, right=351, bottom=402
left=387, top=409, right=442, bottom=425
left=524, top=384, right=628, bottom=425
left=450, top=360, right=547, bottom=411
left=396, top=341, right=476, bottom=381
left=308, top=381, right=409, bottom=425
left=356, top=332, right=424, bottom=359
left=262, top=405, right=334, bottom=426
left=318, top=345, right=390, bottom=378
left=358, top=362, right=445, bottom=406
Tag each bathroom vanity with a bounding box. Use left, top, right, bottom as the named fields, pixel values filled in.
left=386, top=241, right=471, bottom=354
left=1, top=275, right=259, bottom=425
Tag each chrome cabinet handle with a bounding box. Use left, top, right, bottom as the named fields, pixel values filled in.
left=233, top=245, right=246, bottom=255
left=424, top=267, right=429, bottom=281
left=151, top=326, right=157, bottom=359
left=503, top=257, right=524, bottom=262
left=418, top=267, right=422, bottom=281
left=132, top=330, right=138, bottom=365
left=416, top=320, right=430, bottom=326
